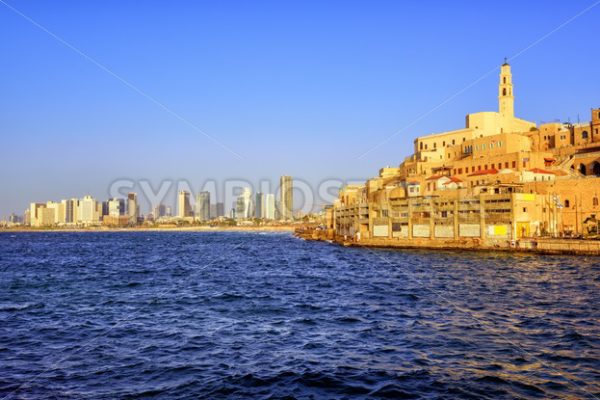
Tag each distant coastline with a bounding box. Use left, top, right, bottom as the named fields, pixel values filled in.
left=0, top=225, right=296, bottom=233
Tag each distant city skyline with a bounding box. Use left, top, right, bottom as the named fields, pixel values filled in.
left=1, top=1, right=599, bottom=217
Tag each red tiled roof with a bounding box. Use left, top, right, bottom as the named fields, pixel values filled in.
left=467, top=168, right=498, bottom=177
left=442, top=177, right=463, bottom=186
left=426, top=174, right=444, bottom=180
left=544, top=157, right=555, bottom=162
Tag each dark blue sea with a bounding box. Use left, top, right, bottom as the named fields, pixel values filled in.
left=1, top=232, right=599, bottom=399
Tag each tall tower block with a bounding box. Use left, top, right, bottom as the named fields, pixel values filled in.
left=498, top=59, right=514, bottom=117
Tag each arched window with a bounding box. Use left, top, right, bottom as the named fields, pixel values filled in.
left=503, top=88, right=507, bottom=96
left=503, top=77, right=506, bottom=84
left=580, top=164, right=587, bottom=175
left=565, top=199, right=570, bottom=208
left=582, top=131, right=589, bottom=139
left=593, top=161, right=600, bottom=177
left=593, top=197, right=599, bottom=206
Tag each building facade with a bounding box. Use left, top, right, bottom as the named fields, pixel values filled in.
left=330, top=62, right=600, bottom=244
left=279, top=175, right=293, bottom=220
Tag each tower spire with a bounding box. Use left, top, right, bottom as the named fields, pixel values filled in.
left=498, top=61, right=514, bottom=117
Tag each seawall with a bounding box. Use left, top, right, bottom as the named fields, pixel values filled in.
left=295, top=228, right=600, bottom=256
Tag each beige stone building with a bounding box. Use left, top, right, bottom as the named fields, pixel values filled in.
left=331, top=61, right=600, bottom=244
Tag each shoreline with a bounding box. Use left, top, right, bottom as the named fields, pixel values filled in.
left=295, top=229, right=600, bottom=256
left=0, top=226, right=296, bottom=233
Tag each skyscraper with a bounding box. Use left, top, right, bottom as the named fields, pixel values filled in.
left=78, top=195, right=99, bottom=225
left=177, top=191, right=192, bottom=218
left=64, top=198, right=78, bottom=224
left=108, top=198, right=126, bottom=216
left=264, top=193, right=275, bottom=220
left=195, top=191, right=211, bottom=221
left=279, top=175, right=293, bottom=221
left=153, top=204, right=167, bottom=219
left=235, top=188, right=253, bottom=219
left=127, top=192, right=139, bottom=223
left=255, top=192, right=264, bottom=218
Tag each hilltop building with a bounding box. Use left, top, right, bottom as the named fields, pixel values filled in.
left=329, top=61, right=600, bottom=245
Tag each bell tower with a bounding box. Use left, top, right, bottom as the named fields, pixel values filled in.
left=498, top=58, right=514, bottom=117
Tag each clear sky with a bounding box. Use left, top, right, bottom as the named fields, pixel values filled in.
left=1, top=0, right=599, bottom=216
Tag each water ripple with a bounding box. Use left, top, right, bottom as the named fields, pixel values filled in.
left=0, top=232, right=599, bottom=399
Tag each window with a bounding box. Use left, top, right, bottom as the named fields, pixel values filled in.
left=420, top=142, right=423, bottom=150
left=484, top=165, right=488, bottom=170
left=503, top=88, right=507, bottom=96
left=482, top=143, right=486, bottom=150
left=498, top=141, right=502, bottom=147
left=523, top=161, right=527, bottom=167
left=434, top=142, right=437, bottom=148
left=472, top=166, right=475, bottom=172
left=498, top=163, right=502, bottom=169
left=523, top=207, right=527, bottom=213
left=443, top=141, right=446, bottom=147
left=594, top=197, right=599, bottom=206
left=565, top=200, right=570, bottom=208
left=490, top=143, right=494, bottom=149
left=503, top=77, right=506, bottom=84
left=425, top=144, right=428, bottom=149
left=452, top=139, right=456, bottom=145
left=505, top=162, right=509, bottom=168
left=582, top=131, right=589, bottom=139
left=448, top=153, right=451, bottom=158
left=512, top=161, right=516, bottom=168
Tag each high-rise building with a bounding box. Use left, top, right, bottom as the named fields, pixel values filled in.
left=264, top=193, right=276, bottom=220
left=63, top=199, right=77, bottom=224
left=78, top=195, right=100, bottom=225
left=216, top=202, right=224, bottom=218
left=194, top=191, right=211, bottom=221
left=108, top=198, right=126, bottom=217
left=127, top=192, right=139, bottom=223
left=101, top=201, right=110, bottom=218
left=153, top=204, right=167, bottom=219
left=29, top=202, right=45, bottom=227
left=177, top=191, right=192, bottom=218
left=279, top=175, right=293, bottom=220
left=255, top=192, right=264, bottom=218
left=210, top=202, right=225, bottom=218
left=235, top=188, right=253, bottom=219
left=46, top=201, right=65, bottom=224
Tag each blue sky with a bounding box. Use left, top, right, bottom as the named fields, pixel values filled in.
left=1, top=0, right=599, bottom=216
